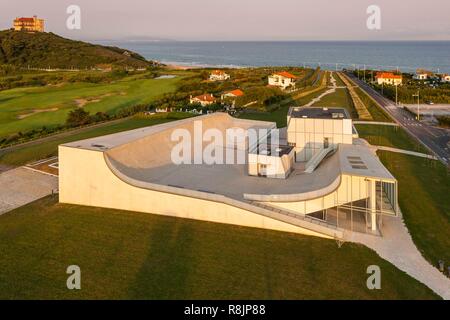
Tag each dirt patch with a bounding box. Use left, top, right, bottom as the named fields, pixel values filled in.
left=74, top=92, right=120, bottom=108
left=17, top=108, right=59, bottom=119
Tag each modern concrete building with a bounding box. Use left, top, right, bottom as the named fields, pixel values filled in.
left=59, top=109, right=398, bottom=239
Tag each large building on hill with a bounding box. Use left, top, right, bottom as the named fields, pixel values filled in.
left=13, top=16, right=44, bottom=32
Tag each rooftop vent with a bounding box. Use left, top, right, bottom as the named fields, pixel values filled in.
left=351, top=164, right=368, bottom=170
left=347, top=156, right=367, bottom=170
left=91, top=144, right=106, bottom=149
left=323, top=107, right=328, bottom=111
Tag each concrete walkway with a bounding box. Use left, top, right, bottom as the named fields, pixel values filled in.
left=354, top=121, right=399, bottom=126
left=345, top=212, right=450, bottom=299
left=305, top=72, right=337, bottom=107
left=374, top=145, right=438, bottom=160
left=0, top=167, right=58, bottom=215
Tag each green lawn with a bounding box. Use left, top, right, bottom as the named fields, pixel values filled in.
left=355, top=124, right=429, bottom=153
left=312, top=88, right=357, bottom=117
left=378, top=152, right=450, bottom=267
left=0, top=75, right=181, bottom=138
left=354, top=87, right=393, bottom=122
left=0, top=113, right=193, bottom=167
left=0, top=196, right=439, bottom=300
left=237, top=87, right=329, bottom=127
left=333, top=72, right=346, bottom=87
left=357, top=123, right=449, bottom=269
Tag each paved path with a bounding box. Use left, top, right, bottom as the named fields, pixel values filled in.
left=0, top=167, right=58, bottom=215
left=345, top=213, right=450, bottom=299
left=374, top=145, right=438, bottom=159
left=354, top=121, right=399, bottom=126
left=305, top=72, right=337, bottom=106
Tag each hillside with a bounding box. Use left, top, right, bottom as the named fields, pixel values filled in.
left=0, top=30, right=156, bottom=69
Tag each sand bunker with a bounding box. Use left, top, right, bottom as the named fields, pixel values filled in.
left=17, top=108, right=59, bottom=119
left=74, top=92, right=126, bottom=108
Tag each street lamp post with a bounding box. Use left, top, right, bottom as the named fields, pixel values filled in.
left=395, top=83, right=398, bottom=105
left=413, top=91, right=420, bottom=121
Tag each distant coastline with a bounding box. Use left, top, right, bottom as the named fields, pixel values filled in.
left=95, top=40, right=450, bottom=73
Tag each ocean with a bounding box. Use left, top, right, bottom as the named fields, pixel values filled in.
left=97, top=41, right=450, bottom=73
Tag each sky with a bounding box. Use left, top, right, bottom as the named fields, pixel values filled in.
left=1, top=0, right=450, bottom=41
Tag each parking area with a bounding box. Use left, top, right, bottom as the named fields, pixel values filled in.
left=0, top=165, right=58, bottom=215
left=25, top=157, right=59, bottom=177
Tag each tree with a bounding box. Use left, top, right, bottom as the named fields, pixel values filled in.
left=66, top=108, right=91, bottom=127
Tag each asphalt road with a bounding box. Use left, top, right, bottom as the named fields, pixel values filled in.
left=347, top=73, right=450, bottom=166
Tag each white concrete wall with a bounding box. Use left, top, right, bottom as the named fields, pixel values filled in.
left=287, top=118, right=353, bottom=162
left=59, top=145, right=331, bottom=239
left=377, top=78, right=402, bottom=86
left=248, top=151, right=294, bottom=179
left=261, top=174, right=369, bottom=215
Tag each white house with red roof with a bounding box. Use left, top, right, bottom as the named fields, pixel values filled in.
left=375, top=72, right=403, bottom=86
left=209, top=70, right=230, bottom=81
left=221, top=89, right=244, bottom=99
left=413, top=69, right=434, bottom=80
left=268, top=71, right=297, bottom=89
left=439, top=74, right=450, bottom=83
left=190, top=94, right=217, bottom=107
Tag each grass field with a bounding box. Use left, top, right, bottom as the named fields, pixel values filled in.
left=0, top=113, right=193, bottom=167
left=357, top=123, right=449, bottom=269
left=0, top=74, right=181, bottom=138
left=354, top=87, right=393, bottom=122
left=312, top=88, right=357, bottom=117
left=237, top=87, right=329, bottom=127
left=0, top=196, right=439, bottom=300
left=378, top=151, right=450, bottom=268
left=355, top=124, right=429, bottom=153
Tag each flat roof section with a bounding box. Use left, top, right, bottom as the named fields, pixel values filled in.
left=250, top=144, right=294, bottom=157
left=289, top=107, right=350, bottom=119
left=338, top=144, right=395, bottom=181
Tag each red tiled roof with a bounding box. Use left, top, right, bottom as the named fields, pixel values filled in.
left=376, top=72, right=402, bottom=79
left=211, top=70, right=226, bottom=75
left=225, top=89, right=244, bottom=97
left=192, top=94, right=216, bottom=102
left=274, top=71, right=297, bottom=79
left=416, top=69, right=433, bottom=75
left=15, top=17, right=35, bottom=22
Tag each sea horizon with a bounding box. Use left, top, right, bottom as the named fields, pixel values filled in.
left=95, top=39, right=450, bottom=73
